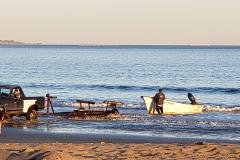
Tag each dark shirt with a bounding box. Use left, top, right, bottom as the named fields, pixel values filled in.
left=155, top=92, right=165, bottom=105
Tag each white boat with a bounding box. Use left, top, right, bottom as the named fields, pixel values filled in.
left=141, top=96, right=203, bottom=115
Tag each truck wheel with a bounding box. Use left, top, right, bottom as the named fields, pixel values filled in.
left=26, top=109, right=38, bottom=120
left=0, top=107, right=5, bottom=120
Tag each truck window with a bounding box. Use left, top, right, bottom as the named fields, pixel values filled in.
left=0, top=88, right=11, bottom=97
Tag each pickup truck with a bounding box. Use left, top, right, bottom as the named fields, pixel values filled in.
left=0, top=85, right=45, bottom=120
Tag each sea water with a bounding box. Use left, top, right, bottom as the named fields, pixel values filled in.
left=0, top=45, right=240, bottom=141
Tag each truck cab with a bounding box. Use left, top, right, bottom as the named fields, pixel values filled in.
left=0, top=85, right=45, bottom=120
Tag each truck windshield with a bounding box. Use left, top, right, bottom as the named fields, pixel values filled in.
left=0, top=88, right=11, bottom=97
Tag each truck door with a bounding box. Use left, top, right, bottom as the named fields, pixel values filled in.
left=0, top=88, right=16, bottom=111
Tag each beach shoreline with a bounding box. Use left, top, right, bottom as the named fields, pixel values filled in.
left=0, top=128, right=239, bottom=159
left=0, top=127, right=240, bottom=144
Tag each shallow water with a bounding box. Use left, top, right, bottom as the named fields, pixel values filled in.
left=0, top=45, right=240, bottom=141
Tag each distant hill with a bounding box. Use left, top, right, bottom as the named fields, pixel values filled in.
left=0, top=40, right=41, bottom=45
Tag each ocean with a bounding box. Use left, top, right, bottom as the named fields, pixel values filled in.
left=0, top=45, right=240, bottom=141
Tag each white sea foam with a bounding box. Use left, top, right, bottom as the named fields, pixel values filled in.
left=54, top=101, right=240, bottom=113
left=55, top=101, right=142, bottom=109
left=204, top=104, right=240, bottom=112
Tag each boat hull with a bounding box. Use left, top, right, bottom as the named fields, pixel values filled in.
left=142, top=96, right=203, bottom=115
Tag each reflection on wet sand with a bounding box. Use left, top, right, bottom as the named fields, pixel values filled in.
left=2, top=117, right=53, bottom=131
left=1, top=112, right=121, bottom=134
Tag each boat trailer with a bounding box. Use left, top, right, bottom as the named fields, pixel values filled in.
left=51, top=99, right=122, bottom=119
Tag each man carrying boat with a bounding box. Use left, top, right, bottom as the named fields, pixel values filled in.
left=154, top=88, right=165, bottom=114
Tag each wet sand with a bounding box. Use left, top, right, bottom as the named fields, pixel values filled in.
left=0, top=128, right=240, bottom=159
left=1, top=128, right=240, bottom=144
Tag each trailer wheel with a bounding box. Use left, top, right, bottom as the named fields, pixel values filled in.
left=26, top=108, right=38, bottom=120
left=111, top=108, right=119, bottom=115
left=0, top=107, right=5, bottom=121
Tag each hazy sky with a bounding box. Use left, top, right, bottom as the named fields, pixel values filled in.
left=1, top=0, right=240, bottom=45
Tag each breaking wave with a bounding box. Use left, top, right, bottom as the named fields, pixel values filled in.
left=54, top=100, right=240, bottom=113
left=25, top=83, right=240, bottom=94
left=54, top=101, right=142, bottom=109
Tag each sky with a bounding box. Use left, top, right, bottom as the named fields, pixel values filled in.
left=1, top=0, right=240, bottom=45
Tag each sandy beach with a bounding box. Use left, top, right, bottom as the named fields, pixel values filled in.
left=1, top=0, right=240, bottom=158
left=0, top=142, right=240, bottom=160
left=0, top=128, right=240, bottom=159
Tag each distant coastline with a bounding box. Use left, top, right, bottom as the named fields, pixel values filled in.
left=0, top=40, right=240, bottom=49
left=0, top=40, right=41, bottom=45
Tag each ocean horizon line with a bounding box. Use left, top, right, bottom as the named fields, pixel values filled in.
left=1, top=44, right=240, bottom=49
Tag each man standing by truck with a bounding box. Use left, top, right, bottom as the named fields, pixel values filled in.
left=0, top=107, right=3, bottom=135
left=154, top=88, right=165, bottom=114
